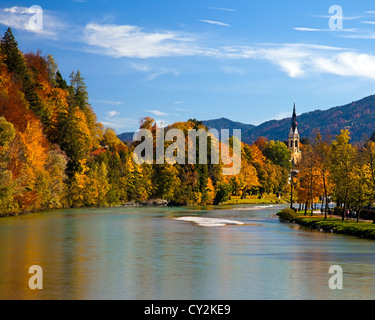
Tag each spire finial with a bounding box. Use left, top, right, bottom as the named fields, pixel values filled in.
left=292, top=102, right=297, bottom=132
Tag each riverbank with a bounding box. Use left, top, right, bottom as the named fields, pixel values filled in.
left=222, top=194, right=288, bottom=205
left=0, top=199, right=171, bottom=217
left=277, top=208, right=375, bottom=240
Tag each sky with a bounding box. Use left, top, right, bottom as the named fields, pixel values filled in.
left=1, top=0, right=375, bottom=133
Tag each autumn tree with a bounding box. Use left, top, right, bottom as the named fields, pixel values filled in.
left=1, top=28, right=26, bottom=76
left=263, top=140, right=292, bottom=170
left=314, top=131, right=333, bottom=218
left=297, top=144, right=324, bottom=215
left=363, top=140, right=375, bottom=207
left=330, top=130, right=356, bottom=220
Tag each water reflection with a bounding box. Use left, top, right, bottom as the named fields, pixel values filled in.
left=0, top=205, right=374, bottom=299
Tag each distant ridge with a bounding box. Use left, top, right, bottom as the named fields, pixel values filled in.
left=118, top=95, right=375, bottom=144
left=202, top=117, right=255, bottom=132
left=202, top=95, right=375, bottom=144
left=117, top=132, right=134, bottom=143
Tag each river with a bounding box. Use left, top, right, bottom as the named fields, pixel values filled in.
left=0, top=204, right=374, bottom=300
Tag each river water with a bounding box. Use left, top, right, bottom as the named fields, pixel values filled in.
left=0, top=204, right=374, bottom=300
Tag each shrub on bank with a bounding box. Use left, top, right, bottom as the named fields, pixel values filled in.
left=358, top=209, right=375, bottom=221
left=276, top=208, right=298, bottom=222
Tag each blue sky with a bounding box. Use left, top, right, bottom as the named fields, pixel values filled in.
left=1, top=0, right=375, bottom=133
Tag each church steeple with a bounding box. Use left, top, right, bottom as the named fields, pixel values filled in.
left=288, top=102, right=301, bottom=164
left=291, top=102, right=297, bottom=132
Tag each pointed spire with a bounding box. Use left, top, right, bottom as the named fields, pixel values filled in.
left=291, top=102, right=297, bottom=132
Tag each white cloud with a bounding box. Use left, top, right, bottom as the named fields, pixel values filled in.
left=100, top=111, right=138, bottom=131
left=4, top=6, right=36, bottom=14
left=90, top=98, right=124, bottom=105
left=129, top=63, right=150, bottom=72
left=260, top=44, right=375, bottom=80
left=210, top=43, right=375, bottom=81
left=156, top=120, right=169, bottom=128
left=199, top=19, right=230, bottom=27
left=221, top=65, right=246, bottom=75
left=0, top=6, right=65, bottom=37
left=82, top=22, right=375, bottom=82
left=294, top=27, right=327, bottom=32
left=274, top=111, right=292, bottom=120
left=208, top=7, right=235, bottom=12
left=314, top=14, right=362, bottom=21
left=312, top=51, right=375, bottom=80
left=106, top=110, right=120, bottom=117
left=361, top=20, right=375, bottom=25
left=294, top=27, right=358, bottom=32
left=146, top=68, right=179, bottom=81
left=129, top=62, right=179, bottom=80
left=145, top=109, right=169, bottom=116
left=83, top=23, right=200, bottom=58
left=174, top=107, right=190, bottom=112
left=342, top=32, right=375, bottom=39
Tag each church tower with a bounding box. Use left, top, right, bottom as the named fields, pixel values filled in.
left=288, top=103, right=301, bottom=165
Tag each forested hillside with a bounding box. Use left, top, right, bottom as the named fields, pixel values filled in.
left=0, top=28, right=291, bottom=216
left=202, top=96, right=375, bottom=144
left=119, top=96, right=375, bottom=145
left=247, top=96, right=375, bottom=143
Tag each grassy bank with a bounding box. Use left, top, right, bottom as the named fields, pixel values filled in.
left=277, top=208, right=375, bottom=240
left=222, top=194, right=288, bottom=205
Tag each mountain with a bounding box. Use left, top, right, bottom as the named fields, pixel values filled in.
left=117, top=132, right=134, bottom=143
left=203, top=95, right=375, bottom=144
left=202, top=117, right=255, bottom=132
left=118, top=95, right=375, bottom=144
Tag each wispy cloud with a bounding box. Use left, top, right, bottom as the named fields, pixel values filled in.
left=199, top=19, right=230, bottom=27
left=208, top=7, right=235, bottom=12
left=294, top=27, right=357, bottom=32
left=0, top=6, right=66, bottom=37
left=311, top=51, right=375, bottom=80
left=90, top=98, right=124, bottom=105
left=274, top=111, right=292, bottom=120
left=83, top=23, right=200, bottom=58
left=129, top=62, right=150, bottom=72
left=174, top=107, right=190, bottom=112
left=145, top=109, right=169, bottom=116
left=221, top=65, right=246, bottom=74
left=212, top=43, right=375, bottom=80
left=122, top=37, right=375, bottom=81
left=295, top=13, right=360, bottom=34
left=129, top=62, right=179, bottom=80
left=100, top=111, right=138, bottom=131
left=294, top=27, right=326, bottom=32
left=82, top=21, right=375, bottom=81
left=145, top=68, right=179, bottom=81
left=106, top=110, right=120, bottom=117
left=314, top=14, right=362, bottom=21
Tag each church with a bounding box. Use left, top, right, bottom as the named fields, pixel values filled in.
left=288, top=103, right=301, bottom=165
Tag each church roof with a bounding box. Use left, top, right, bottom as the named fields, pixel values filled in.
left=291, top=103, right=298, bottom=132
